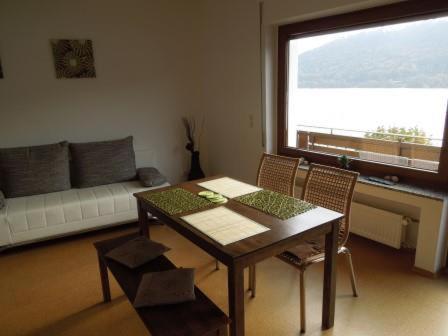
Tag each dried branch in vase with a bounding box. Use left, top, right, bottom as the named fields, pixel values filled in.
left=182, top=116, right=204, bottom=153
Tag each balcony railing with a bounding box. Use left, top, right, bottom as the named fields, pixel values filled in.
left=296, top=125, right=442, bottom=171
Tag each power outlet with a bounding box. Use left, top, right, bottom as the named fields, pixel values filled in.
left=249, top=114, right=254, bottom=128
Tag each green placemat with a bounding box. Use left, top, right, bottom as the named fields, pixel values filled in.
left=235, top=190, right=316, bottom=220
left=141, top=188, right=210, bottom=215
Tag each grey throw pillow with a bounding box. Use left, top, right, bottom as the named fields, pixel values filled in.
left=0, top=190, right=5, bottom=210
left=0, top=142, right=71, bottom=198
left=138, top=167, right=167, bottom=187
left=105, top=236, right=170, bottom=268
left=70, top=136, right=137, bottom=188
left=133, top=268, right=196, bottom=308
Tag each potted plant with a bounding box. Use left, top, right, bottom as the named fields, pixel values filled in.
left=338, top=155, right=352, bottom=170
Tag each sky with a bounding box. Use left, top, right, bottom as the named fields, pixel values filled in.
left=291, top=16, right=448, bottom=56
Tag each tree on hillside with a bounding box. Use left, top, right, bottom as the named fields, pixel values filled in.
left=364, top=126, right=431, bottom=145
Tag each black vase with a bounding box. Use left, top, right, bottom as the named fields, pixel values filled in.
left=188, top=151, right=205, bottom=181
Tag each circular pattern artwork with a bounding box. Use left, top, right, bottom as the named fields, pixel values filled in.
left=51, top=39, right=96, bottom=78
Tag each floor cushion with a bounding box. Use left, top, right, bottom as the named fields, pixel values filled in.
left=106, top=236, right=170, bottom=268
left=133, top=268, right=196, bottom=308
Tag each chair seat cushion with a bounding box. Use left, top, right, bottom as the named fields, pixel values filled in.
left=279, top=229, right=346, bottom=266
left=106, top=236, right=170, bottom=268
left=279, top=236, right=325, bottom=266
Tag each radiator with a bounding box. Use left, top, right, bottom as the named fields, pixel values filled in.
left=350, top=202, right=408, bottom=249
left=358, top=150, right=409, bottom=166
left=410, top=158, right=439, bottom=171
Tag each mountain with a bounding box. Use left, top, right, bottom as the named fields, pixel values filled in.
left=297, top=19, right=448, bottom=88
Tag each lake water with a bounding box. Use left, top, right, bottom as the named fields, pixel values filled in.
left=287, top=89, right=448, bottom=147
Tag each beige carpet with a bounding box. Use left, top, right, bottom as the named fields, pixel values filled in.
left=1, top=224, right=448, bottom=336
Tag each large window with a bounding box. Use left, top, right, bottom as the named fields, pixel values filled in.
left=278, top=1, right=448, bottom=189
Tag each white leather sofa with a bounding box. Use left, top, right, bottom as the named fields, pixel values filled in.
left=0, top=179, right=169, bottom=248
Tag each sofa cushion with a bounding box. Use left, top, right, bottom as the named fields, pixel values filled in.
left=0, top=142, right=71, bottom=198
left=0, top=190, right=4, bottom=210
left=70, top=136, right=137, bottom=188
left=138, top=167, right=167, bottom=187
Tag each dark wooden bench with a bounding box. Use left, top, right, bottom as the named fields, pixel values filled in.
left=94, top=233, right=229, bottom=336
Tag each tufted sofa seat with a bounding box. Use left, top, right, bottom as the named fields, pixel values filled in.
left=0, top=181, right=169, bottom=247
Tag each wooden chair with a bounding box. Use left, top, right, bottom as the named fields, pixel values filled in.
left=247, top=153, right=301, bottom=296
left=251, top=163, right=359, bottom=333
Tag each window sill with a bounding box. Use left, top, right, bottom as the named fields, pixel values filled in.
left=297, top=164, right=448, bottom=201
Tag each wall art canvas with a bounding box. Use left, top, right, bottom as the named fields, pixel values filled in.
left=51, top=39, right=96, bottom=78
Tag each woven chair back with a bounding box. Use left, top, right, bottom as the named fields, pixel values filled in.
left=256, top=153, right=300, bottom=197
left=302, top=164, right=359, bottom=246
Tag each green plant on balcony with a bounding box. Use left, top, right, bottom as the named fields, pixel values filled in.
left=338, top=155, right=352, bottom=170
left=364, top=126, right=431, bottom=145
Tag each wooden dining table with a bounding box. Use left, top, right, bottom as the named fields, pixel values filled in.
left=134, top=176, right=344, bottom=336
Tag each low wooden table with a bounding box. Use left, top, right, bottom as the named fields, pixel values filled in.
left=134, top=176, right=343, bottom=336
left=94, top=233, right=229, bottom=336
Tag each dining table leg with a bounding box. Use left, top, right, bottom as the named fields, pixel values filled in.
left=97, top=252, right=111, bottom=303
left=228, top=264, right=245, bottom=336
left=137, top=200, right=150, bottom=238
left=322, top=220, right=338, bottom=330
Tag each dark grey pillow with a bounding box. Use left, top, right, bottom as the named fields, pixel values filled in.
left=70, top=136, right=137, bottom=188
left=133, top=268, right=196, bottom=308
left=0, top=190, right=5, bottom=210
left=105, top=236, right=170, bottom=268
left=138, top=167, right=167, bottom=187
left=0, top=142, right=71, bottom=198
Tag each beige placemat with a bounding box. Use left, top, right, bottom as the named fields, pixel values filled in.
left=181, top=207, right=269, bottom=245
left=197, top=177, right=262, bottom=198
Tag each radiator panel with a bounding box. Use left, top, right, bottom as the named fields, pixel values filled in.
left=350, top=202, right=404, bottom=249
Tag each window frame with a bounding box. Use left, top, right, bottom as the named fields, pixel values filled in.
left=277, top=0, right=448, bottom=190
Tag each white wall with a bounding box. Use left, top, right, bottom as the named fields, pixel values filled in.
left=201, top=0, right=405, bottom=183
left=0, top=0, right=203, bottom=183
left=201, top=0, right=264, bottom=183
